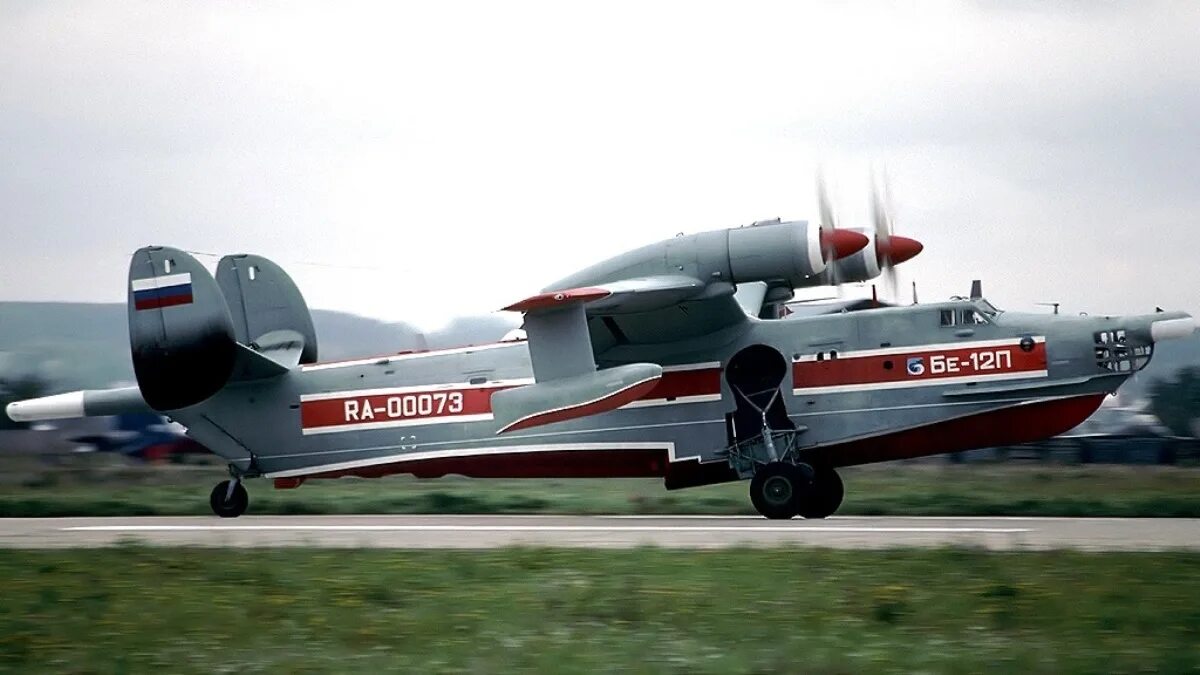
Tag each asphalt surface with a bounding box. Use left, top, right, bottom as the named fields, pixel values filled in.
left=0, top=515, right=1198, bottom=550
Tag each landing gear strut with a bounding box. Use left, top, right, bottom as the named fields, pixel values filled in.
left=748, top=463, right=844, bottom=520
left=210, top=479, right=249, bottom=518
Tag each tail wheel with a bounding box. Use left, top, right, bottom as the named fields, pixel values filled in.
left=749, top=462, right=812, bottom=520
left=209, top=480, right=249, bottom=518
left=797, top=467, right=844, bottom=519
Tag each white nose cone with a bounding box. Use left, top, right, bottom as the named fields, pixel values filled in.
left=1151, top=316, right=1197, bottom=342
left=5, top=391, right=85, bottom=423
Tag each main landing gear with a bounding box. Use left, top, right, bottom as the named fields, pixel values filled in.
left=210, top=479, right=249, bottom=518
left=748, top=462, right=844, bottom=520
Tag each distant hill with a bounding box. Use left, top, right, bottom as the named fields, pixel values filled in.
left=0, top=302, right=516, bottom=389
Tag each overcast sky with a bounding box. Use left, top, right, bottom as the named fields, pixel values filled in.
left=2, top=1, right=1198, bottom=329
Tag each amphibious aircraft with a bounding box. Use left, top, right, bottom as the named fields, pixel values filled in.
left=7, top=187, right=1195, bottom=518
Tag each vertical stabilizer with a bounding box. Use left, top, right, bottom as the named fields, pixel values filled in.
left=128, top=247, right=236, bottom=410
left=216, top=254, right=319, bottom=364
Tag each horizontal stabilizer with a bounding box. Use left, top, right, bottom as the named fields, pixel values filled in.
left=229, top=329, right=306, bottom=380
left=231, top=344, right=291, bottom=380
left=492, top=363, right=662, bottom=434
left=6, top=386, right=150, bottom=423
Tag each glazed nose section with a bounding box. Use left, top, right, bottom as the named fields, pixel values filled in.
left=819, top=228, right=869, bottom=260
left=1150, top=315, right=1196, bottom=342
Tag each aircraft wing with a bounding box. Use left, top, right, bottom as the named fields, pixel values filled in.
left=505, top=275, right=747, bottom=360
left=492, top=275, right=746, bottom=434
left=487, top=275, right=742, bottom=433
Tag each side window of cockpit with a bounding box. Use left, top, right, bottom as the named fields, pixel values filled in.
left=939, top=309, right=956, bottom=327
left=962, top=310, right=988, bottom=325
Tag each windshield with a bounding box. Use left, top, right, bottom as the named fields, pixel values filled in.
left=974, top=298, right=1002, bottom=317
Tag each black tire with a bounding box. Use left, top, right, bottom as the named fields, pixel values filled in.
left=210, top=480, right=249, bottom=518
left=798, top=467, right=844, bottom=519
left=749, top=463, right=807, bottom=520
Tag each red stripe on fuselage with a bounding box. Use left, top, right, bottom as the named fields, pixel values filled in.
left=300, top=365, right=725, bottom=433
left=308, top=447, right=671, bottom=480
left=793, top=341, right=1047, bottom=389
left=639, top=367, right=722, bottom=402
left=498, top=377, right=661, bottom=433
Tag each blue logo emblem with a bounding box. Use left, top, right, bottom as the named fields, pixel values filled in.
left=906, top=357, right=925, bottom=376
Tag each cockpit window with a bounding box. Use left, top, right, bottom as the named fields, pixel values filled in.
left=940, top=308, right=990, bottom=327
left=964, top=310, right=989, bottom=325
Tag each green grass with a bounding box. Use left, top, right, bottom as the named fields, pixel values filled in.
left=0, top=547, right=1198, bottom=673
left=1, top=464, right=1199, bottom=517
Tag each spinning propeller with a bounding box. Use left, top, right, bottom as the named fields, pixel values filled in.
left=815, top=172, right=868, bottom=291
left=816, top=175, right=868, bottom=264
left=870, top=169, right=923, bottom=299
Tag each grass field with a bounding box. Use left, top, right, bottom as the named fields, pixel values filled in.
left=0, top=547, right=1197, bottom=673
left=1, top=463, right=1199, bottom=517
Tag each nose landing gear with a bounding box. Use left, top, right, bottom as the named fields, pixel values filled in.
left=209, top=479, right=249, bottom=518
left=748, top=463, right=844, bottom=520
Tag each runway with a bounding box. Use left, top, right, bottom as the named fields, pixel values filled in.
left=1, top=515, right=1198, bottom=550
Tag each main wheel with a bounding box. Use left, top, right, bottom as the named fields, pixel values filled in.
left=209, top=480, right=249, bottom=518
left=797, top=467, right=844, bottom=519
left=749, top=463, right=810, bottom=520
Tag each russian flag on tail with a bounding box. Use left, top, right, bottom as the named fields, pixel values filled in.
left=131, top=273, right=194, bottom=310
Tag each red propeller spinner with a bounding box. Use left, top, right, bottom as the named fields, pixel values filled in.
left=876, top=234, right=923, bottom=266
left=820, top=227, right=869, bottom=261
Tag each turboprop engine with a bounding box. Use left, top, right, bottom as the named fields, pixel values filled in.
left=550, top=219, right=868, bottom=292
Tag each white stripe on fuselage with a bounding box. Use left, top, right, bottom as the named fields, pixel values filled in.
left=792, top=369, right=1049, bottom=395
left=302, top=413, right=497, bottom=436
left=299, top=379, right=533, bottom=403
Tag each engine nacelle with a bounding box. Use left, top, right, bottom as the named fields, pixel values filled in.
left=548, top=219, right=861, bottom=291
left=726, top=219, right=827, bottom=286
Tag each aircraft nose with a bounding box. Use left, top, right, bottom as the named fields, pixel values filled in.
left=877, top=235, right=924, bottom=265
left=820, top=228, right=870, bottom=260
